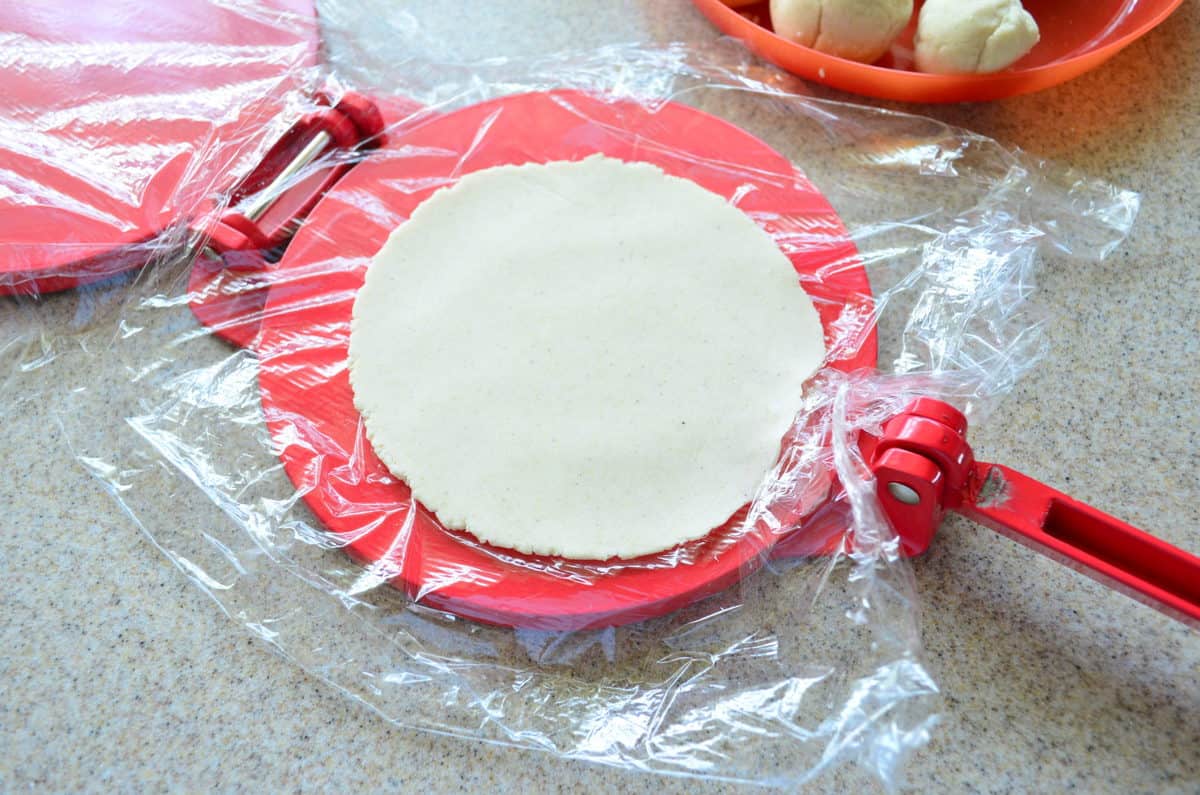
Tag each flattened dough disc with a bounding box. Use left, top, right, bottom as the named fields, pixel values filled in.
left=349, top=155, right=825, bottom=560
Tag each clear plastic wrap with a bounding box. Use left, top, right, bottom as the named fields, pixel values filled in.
left=0, top=0, right=321, bottom=295
left=1, top=6, right=1139, bottom=790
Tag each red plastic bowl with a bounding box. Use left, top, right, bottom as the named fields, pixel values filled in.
left=691, top=0, right=1184, bottom=103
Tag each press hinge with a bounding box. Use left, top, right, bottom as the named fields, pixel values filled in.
left=188, top=91, right=385, bottom=346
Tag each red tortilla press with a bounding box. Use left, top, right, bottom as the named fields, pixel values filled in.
left=182, top=89, right=1200, bottom=631
left=4, top=0, right=1194, bottom=631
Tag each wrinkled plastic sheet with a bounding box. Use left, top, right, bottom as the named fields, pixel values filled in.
left=1, top=6, right=1138, bottom=790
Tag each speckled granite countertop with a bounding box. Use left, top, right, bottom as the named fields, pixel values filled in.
left=3, top=2, right=1198, bottom=792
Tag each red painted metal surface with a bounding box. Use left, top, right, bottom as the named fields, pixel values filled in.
left=0, top=0, right=320, bottom=295
left=872, top=399, right=1200, bottom=627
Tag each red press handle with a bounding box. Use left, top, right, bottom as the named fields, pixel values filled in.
left=961, top=462, right=1200, bottom=628
left=873, top=399, right=1200, bottom=628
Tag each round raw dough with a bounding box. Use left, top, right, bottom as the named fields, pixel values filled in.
left=349, top=155, right=826, bottom=560
left=914, top=0, right=1039, bottom=75
left=770, top=0, right=913, bottom=64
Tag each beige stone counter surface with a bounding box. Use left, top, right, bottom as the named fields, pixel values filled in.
left=3, top=1, right=1198, bottom=792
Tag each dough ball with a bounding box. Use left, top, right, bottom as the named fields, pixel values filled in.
left=914, top=0, right=1039, bottom=74
left=770, top=0, right=913, bottom=64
